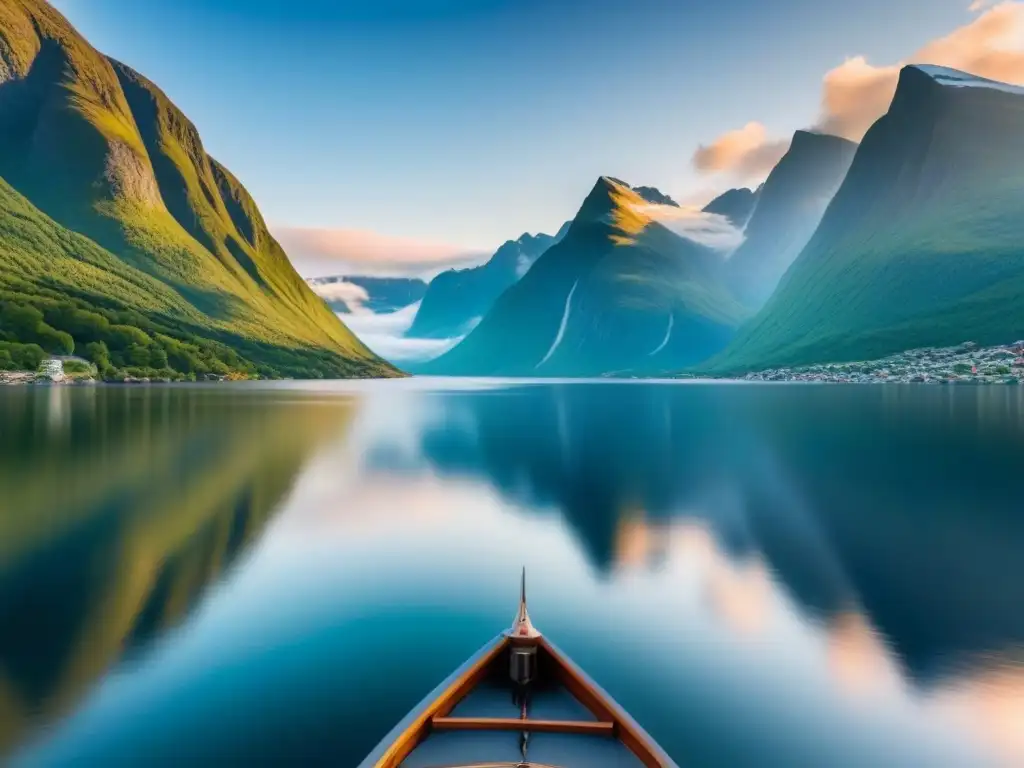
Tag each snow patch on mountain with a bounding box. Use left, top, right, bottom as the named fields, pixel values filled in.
left=911, top=64, right=1024, bottom=95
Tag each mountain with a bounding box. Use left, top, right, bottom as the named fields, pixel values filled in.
left=307, top=276, right=427, bottom=314
left=725, top=130, right=858, bottom=309
left=0, top=0, right=395, bottom=379
left=406, top=230, right=562, bottom=339
left=702, top=187, right=759, bottom=228
left=419, top=177, right=747, bottom=376
left=710, top=65, right=1024, bottom=373
left=632, top=186, right=680, bottom=207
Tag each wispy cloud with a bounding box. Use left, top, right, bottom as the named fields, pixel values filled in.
left=819, top=2, right=1024, bottom=138
left=692, top=2, right=1024, bottom=177
left=340, top=302, right=464, bottom=364
left=632, top=203, right=747, bottom=253
left=692, top=122, right=790, bottom=181
left=307, top=280, right=372, bottom=313
left=275, top=226, right=489, bottom=279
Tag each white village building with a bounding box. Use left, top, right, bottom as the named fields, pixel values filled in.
left=39, top=359, right=65, bottom=382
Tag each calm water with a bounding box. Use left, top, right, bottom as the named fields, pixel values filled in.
left=1, top=380, right=1023, bottom=767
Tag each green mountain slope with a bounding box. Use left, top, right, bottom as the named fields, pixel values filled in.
left=420, top=178, right=747, bottom=377
left=0, top=0, right=395, bottom=378
left=710, top=65, right=1024, bottom=374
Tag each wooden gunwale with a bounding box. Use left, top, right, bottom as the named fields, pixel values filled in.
left=363, top=569, right=678, bottom=768
left=541, top=638, right=670, bottom=768
left=373, top=637, right=509, bottom=768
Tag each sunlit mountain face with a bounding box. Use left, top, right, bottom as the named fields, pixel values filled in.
left=3, top=382, right=1023, bottom=766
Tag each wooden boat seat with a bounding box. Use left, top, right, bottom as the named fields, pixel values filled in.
left=431, top=717, right=615, bottom=735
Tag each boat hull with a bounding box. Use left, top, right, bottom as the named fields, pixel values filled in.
left=359, top=635, right=677, bottom=768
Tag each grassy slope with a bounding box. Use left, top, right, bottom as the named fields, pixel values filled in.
left=708, top=67, right=1024, bottom=373
left=0, top=0, right=395, bottom=377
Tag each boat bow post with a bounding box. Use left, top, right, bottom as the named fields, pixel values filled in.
left=507, top=567, right=542, bottom=685
left=360, top=568, right=679, bottom=768
left=507, top=567, right=542, bottom=761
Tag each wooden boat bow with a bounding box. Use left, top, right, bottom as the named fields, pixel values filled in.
left=360, top=570, right=678, bottom=768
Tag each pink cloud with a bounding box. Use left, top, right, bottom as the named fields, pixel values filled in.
left=692, top=3, right=1024, bottom=176
left=820, top=2, right=1024, bottom=139
left=692, top=122, right=791, bottom=180
left=275, top=226, right=489, bottom=279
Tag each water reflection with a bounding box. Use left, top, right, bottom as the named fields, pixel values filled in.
left=367, top=383, right=1024, bottom=763
left=2, top=382, right=1023, bottom=766
left=0, top=387, right=355, bottom=755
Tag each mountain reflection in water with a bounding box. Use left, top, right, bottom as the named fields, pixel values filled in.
left=0, top=386, right=356, bottom=757
left=1, top=381, right=1022, bottom=767
left=370, top=383, right=1024, bottom=765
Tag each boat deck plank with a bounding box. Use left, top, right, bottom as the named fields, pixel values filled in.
left=432, top=717, right=614, bottom=735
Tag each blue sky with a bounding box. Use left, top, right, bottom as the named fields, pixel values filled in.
left=50, top=0, right=998, bottom=273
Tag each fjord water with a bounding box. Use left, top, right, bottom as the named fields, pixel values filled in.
left=2, top=382, right=1022, bottom=767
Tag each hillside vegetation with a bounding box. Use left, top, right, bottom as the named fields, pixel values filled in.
left=0, top=0, right=396, bottom=379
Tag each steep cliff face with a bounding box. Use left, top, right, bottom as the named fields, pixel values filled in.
left=725, top=130, right=858, bottom=309
left=712, top=65, right=1024, bottom=373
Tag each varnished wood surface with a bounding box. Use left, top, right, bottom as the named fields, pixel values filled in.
left=431, top=716, right=615, bottom=735
left=366, top=634, right=677, bottom=768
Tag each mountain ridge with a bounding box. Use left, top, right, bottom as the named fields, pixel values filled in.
left=708, top=64, right=1024, bottom=373
left=406, top=228, right=562, bottom=339
left=0, top=0, right=395, bottom=378
left=725, top=129, right=858, bottom=309
left=419, top=176, right=746, bottom=376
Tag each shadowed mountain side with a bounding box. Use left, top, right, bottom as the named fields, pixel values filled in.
left=744, top=385, right=1024, bottom=684
left=370, top=384, right=1024, bottom=686
left=702, top=187, right=759, bottom=228
left=0, top=388, right=355, bottom=752
left=419, top=178, right=746, bottom=376
left=712, top=66, right=1024, bottom=373
left=406, top=231, right=561, bottom=340
left=725, top=131, right=857, bottom=309
left=0, top=0, right=393, bottom=378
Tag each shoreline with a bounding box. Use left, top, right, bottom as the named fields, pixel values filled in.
left=735, top=341, right=1024, bottom=385
left=5, top=341, right=1024, bottom=387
